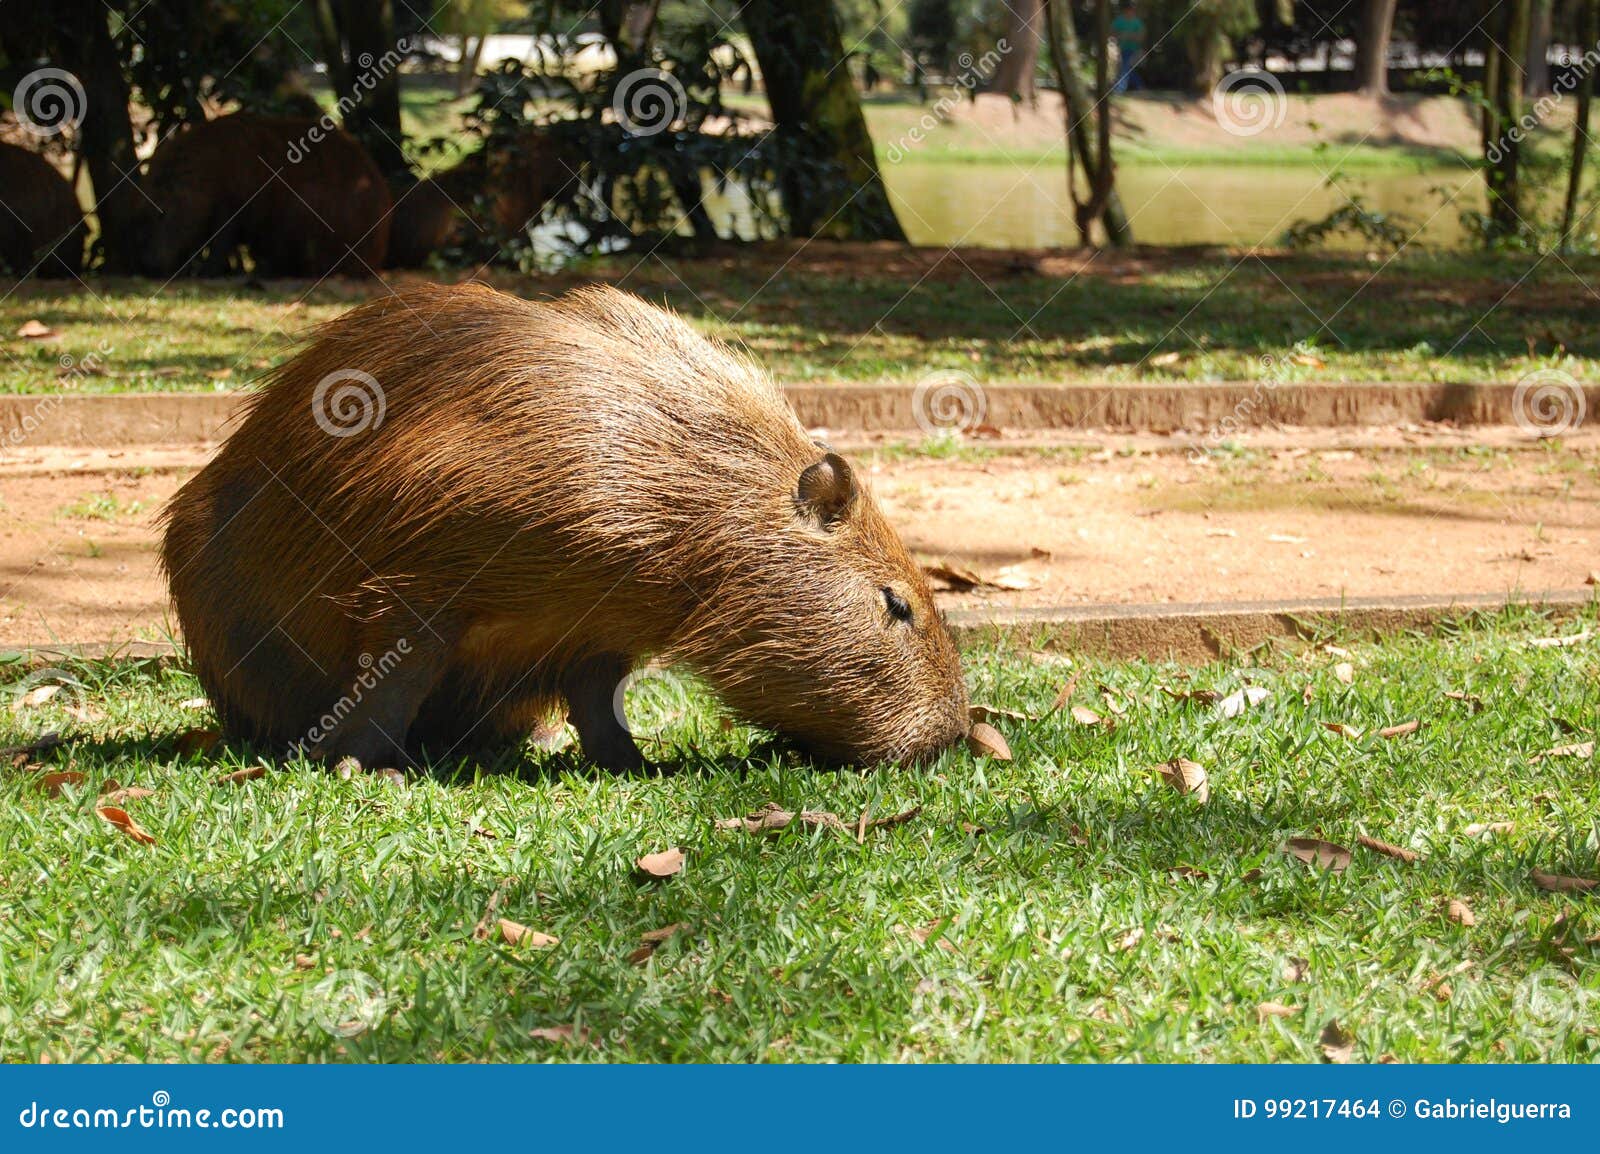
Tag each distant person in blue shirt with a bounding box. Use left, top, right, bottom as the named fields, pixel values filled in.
left=1112, top=3, right=1146, bottom=92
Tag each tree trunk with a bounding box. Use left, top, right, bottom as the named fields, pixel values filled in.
left=1525, top=0, right=1553, bottom=95
left=993, top=0, right=1043, bottom=103
left=1042, top=0, right=1132, bottom=247
left=59, top=3, right=143, bottom=272
left=315, top=0, right=409, bottom=182
left=739, top=0, right=907, bottom=241
left=456, top=35, right=484, bottom=96
left=1560, top=0, right=1598, bottom=246
left=1354, top=0, right=1399, bottom=94
left=1486, top=0, right=1532, bottom=239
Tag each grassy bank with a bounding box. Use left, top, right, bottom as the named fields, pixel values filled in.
left=1, top=610, right=1596, bottom=1062
left=3, top=248, right=1595, bottom=394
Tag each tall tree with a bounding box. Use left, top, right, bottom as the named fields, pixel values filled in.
left=311, top=0, right=409, bottom=181
left=1042, top=0, right=1132, bottom=246
left=1354, top=0, right=1398, bottom=94
left=993, top=0, right=1043, bottom=103
left=1525, top=0, right=1553, bottom=95
left=1483, top=0, right=1533, bottom=239
left=56, top=3, right=143, bottom=272
left=738, top=0, right=906, bottom=241
left=1560, top=0, right=1598, bottom=246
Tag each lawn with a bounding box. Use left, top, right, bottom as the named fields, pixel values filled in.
left=1, top=608, right=1595, bottom=1062
left=5, top=248, right=1598, bottom=394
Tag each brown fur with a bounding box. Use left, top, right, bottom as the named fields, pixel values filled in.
left=0, top=143, right=85, bottom=277
left=386, top=132, right=583, bottom=267
left=141, top=114, right=391, bottom=278
left=161, top=283, right=968, bottom=769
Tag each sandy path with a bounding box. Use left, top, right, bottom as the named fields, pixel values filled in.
left=0, top=435, right=1595, bottom=648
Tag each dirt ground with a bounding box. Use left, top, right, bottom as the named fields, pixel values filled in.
left=0, top=433, right=1595, bottom=648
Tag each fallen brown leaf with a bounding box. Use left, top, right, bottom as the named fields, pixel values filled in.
left=1378, top=719, right=1422, bottom=739
left=96, top=805, right=156, bottom=845
left=1069, top=704, right=1105, bottom=728
left=1154, top=757, right=1210, bottom=803
left=1531, top=870, right=1598, bottom=893
left=99, top=784, right=155, bottom=804
left=1170, top=864, right=1210, bottom=880
left=966, top=722, right=1012, bottom=760
left=1332, top=662, right=1354, bottom=685
left=1529, top=631, right=1592, bottom=648
left=969, top=703, right=1029, bottom=724
left=498, top=918, right=558, bottom=948
left=1160, top=685, right=1220, bottom=707
left=1446, top=899, right=1476, bottom=926
left=1530, top=741, right=1594, bottom=762
left=858, top=805, right=922, bottom=833
left=1443, top=690, right=1485, bottom=712
left=922, top=562, right=994, bottom=592
left=38, top=770, right=86, bottom=796
left=1322, top=721, right=1363, bottom=739
left=215, top=765, right=266, bottom=786
left=635, top=847, right=685, bottom=878
left=641, top=923, right=689, bottom=944
left=17, top=319, right=56, bottom=339
left=715, top=803, right=846, bottom=835
left=1463, top=821, right=1513, bottom=838
left=626, top=944, right=657, bottom=966
left=528, top=1024, right=591, bottom=1044
left=294, top=954, right=316, bottom=970
left=175, top=728, right=222, bottom=756
left=1256, top=1002, right=1300, bottom=1021
left=10, top=685, right=61, bottom=712
left=1283, top=957, right=1309, bottom=984
left=1357, top=833, right=1420, bottom=863
left=179, top=697, right=210, bottom=710
left=1319, top=1020, right=1356, bottom=1063
left=1284, top=837, right=1352, bottom=872
left=1116, top=927, right=1145, bottom=952
left=1047, top=673, right=1082, bottom=714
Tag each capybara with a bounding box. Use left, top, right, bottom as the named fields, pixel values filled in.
left=0, top=142, right=85, bottom=277
left=161, top=283, right=969, bottom=770
left=386, top=131, right=583, bottom=267
left=140, top=114, right=391, bottom=277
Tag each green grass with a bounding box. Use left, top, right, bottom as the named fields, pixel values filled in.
left=5, top=250, right=1598, bottom=394
left=1, top=609, right=1596, bottom=1062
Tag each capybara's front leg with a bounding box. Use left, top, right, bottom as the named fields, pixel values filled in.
left=313, top=626, right=456, bottom=777
left=560, top=653, right=645, bottom=773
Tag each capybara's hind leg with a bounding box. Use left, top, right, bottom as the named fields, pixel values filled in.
left=561, top=653, right=644, bottom=773
left=314, top=627, right=457, bottom=775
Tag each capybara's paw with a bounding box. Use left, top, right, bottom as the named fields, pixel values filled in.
left=331, top=756, right=406, bottom=787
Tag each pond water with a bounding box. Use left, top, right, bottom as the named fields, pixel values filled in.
left=881, top=161, right=1484, bottom=250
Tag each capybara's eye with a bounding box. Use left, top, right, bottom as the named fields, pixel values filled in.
left=882, top=586, right=914, bottom=624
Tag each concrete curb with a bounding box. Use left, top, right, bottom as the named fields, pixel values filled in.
left=12, top=590, right=1593, bottom=668
left=4, top=381, right=1595, bottom=447
left=948, top=589, right=1597, bottom=662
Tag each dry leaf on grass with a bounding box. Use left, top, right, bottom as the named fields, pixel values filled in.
left=17, top=319, right=58, bottom=339
left=2, top=731, right=63, bottom=765
left=1170, top=864, right=1209, bottom=881
left=1379, top=719, right=1422, bottom=739
left=1319, top=1020, right=1356, bottom=1064
left=96, top=805, right=156, bottom=845
left=179, top=697, right=210, bottom=710
left=969, top=703, right=1029, bottom=724
left=215, top=766, right=266, bottom=786
left=1116, top=927, right=1145, bottom=952
left=859, top=806, right=921, bottom=834
left=922, top=563, right=994, bottom=592
left=640, top=923, right=689, bottom=944
left=1530, top=741, right=1594, bottom=762
left=1284, top=837, right=1352, bottom=872
left=1322, top=722, right=1364, bottom=739
left=1216, top=686, right=1271, bottom=718
left=10, top=685, right=61, bottom=712
left=294, top=954, right=317, bottom=970
left=1257, top=1002, right=1300, bottom=1021
left=1283, top=957, right=1309, bottom=983
left=528, top=1024, right=592, bottom=1045
left=1069, top=704, right=1106, bottom=728
left=1357, top=833, right=1420, bottom=863
left=99, top=783, right=155, bottom=803
left=1046, top=673, right=1082, bottom=714
left=1528, top=631, right=1592, bottom=649
left=1530, top=870, right=1597, bottom=894
left=175, top=728, right=222, bottom=756
left=498, top=918, right=558, bottom=948
left=715, top=803, right=845, bottom=835
left=1332, top=662, right=1355, bottom=685
left=1160, top=685, right=1220, bottom=707
left=1463, top=821, right=1513, bottom=838
left=966, top=722, right=1012, bottom=759
left=37, top=771, right=86, bottom=796
left=1154, top=758, right=1209, bottom=803
left=1446, top=899, right=1476, bottom=926
left=635, top=847, right=685, bottom=879
left=1443, top=690, right=1485, bottom=712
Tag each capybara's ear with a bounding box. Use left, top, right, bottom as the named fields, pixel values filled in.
left=796, top=451, right=858, bottom=527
